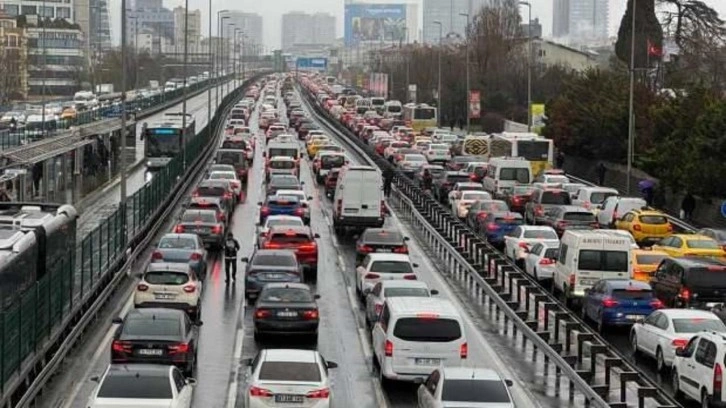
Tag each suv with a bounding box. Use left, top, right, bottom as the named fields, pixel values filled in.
left=672, top=331, right=726, bottom=407
left=259, top=194, right=306, bottom=224
left=259, top=225, right=320, bottom=281
left=266, top=156, right=298, bottom=182
left=134, top=262, right=202, bottom=319
left=187, top=196, right=228, bottom=225
left=524, top=188, right=571, bottom=225
left=650, top=257, right=726, bottom=309
left=193, top=179, right=235, bottom=209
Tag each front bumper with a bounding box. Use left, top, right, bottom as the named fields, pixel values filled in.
left=136, top=301, right=199, bottom=316
left=335, top=216, right=385, bottom=228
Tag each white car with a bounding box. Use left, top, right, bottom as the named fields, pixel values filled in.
left=597, top=196, right=647, bottom=228
left=447, top=182, right=485, bottom=208
left=452, top=190, right=492, bottom=218
left=399, top=154, right=427, bottom=172
left=572, top=186, right=619, bottom=211
left=417, top=367, right=514, bottom=408
left=134, top=262, right=203, bottom=319
left=87, top=364, right=194, bottom=408
left=256, top=215, right=305, bottom=244
left=523, top=242, right=560, bottom=280
left=671, top=331, right=726, bottom=407
left=355, top=253, right=418, bottom=299
left=424, top=143, right=452, bottom=163
left=630, top=309, right=726, bottom=372
left=208, top=170, right=242, bottom=197
left=364, top=280, right=438, bottom=327
left=243, top=349, right=337, bottom=408
left=503, top=225, right=560, bottom=263
left=537, top=174, right=570, bottom=185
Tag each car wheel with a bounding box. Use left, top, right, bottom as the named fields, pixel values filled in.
left=671, top=369, right=682, bottom=398
left=656, top=347, right=666, bottom=372
left=701, top=389, right=710, bottom=408
left=630, top=332, right=641, bottom=357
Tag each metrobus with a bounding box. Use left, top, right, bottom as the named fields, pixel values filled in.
left=489, top=132, right=554, bottom=176
left=144, top=112, right=196, bottom=169
left=402, top=103, right=437, bottom=133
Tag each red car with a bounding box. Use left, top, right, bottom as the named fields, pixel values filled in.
left=259, top=226, right=320, bottom=281
left=504, top=185, right=536, bottom=214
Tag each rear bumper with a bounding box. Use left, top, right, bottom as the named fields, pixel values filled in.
left=111, top=354, right=191, bottom=368
left=200, top=234, right=224, bottom=247
left=334, top=216, right=384, bottom=228
left=254, top=320, right=318, bottom=335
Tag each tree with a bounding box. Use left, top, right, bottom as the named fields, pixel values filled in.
left=615, top=0, right=664, bottom=69
left=659, top=0, right=726, bottom=51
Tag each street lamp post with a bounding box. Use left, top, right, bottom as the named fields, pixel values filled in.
left=433, top=21, right=442, bottom=128
left=181, top=0, right=189, bottom=170
left=459, top=12, right=470, bottom=133
left=234, top=28, right=241, bottom=90
left=519, top=1, right=532, bottom=132
left=626, top=0, right=637, bottom=194
left=119, top=0, right=128, bottom=205
left=207, top=0, right=211, bottom=132
left=225, top=23, right=235, bottom=96
left=216, top=12, right=229, bottom=109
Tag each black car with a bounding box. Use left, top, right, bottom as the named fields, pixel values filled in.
left=324, top=169, right=339, bottom=198
left=433, top=171, right=470, bottom=203
left=355, top=228, right=410, bottom=264
left=110, top=308, right=201, bottom=375
left=651, top=257, right=726, bottom=308
left=266, top=175, right=303, bottom=196
left=465, top=199, right=510, bottom=232
left=193, top=179, right=236, bottom=211
left=242, top=249, right=302, bottom=301
left=543, top=205, right=598, bottom=237
left=253, top=283, right=320, bottom=343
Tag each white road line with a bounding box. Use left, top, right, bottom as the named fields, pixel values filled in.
left=337, top=254, right=345, bottom=268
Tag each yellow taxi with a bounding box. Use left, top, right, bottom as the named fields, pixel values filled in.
left=306, top=135, right=329, bottom=158
left=631, top=249, right=669, bottom=282
left=614, top=209, right=672, bottom=245
left=60, top=107, right=77, bottom=120
left=414, top=136, right=432, bottom=144
left=651, top=234, right=726, bottom=258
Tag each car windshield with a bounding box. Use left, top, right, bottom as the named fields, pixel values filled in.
left=462, top=192, right=489, bottom=200
left=122, top=317, right=180, bottom=337
left=97, top=375, right=172, bottom=399
left=523, top=229, right=558, bottom=239
left=362, top=230, right=403, bottom=244
left=541, top=191, right=571, bottom=205
left=384, top=287, right=430, bottom=297
left=513, top=186, right=535, bottom=195
left=494, top=217, right=523, bottom=225
left=406, top=155, right=426, bottom=162
left=636, top=254, right=667, bottom=265
left=270, top=233, right=311, bottom=244
left=158, top=236, right=197, bottom=249
left=686, top=239, right=720, bottom=249
left=144, top=271, right=189, bottom=285
left=181, top=211, right=217, bottom=223
left=441, top=379, right=511, bottom=403
left=253, top=254, right=297, bottom=267
left=197, top=186, right=225, bottom=196
left=499, top=168, right=530, bottom=183
left=563, top=212, right=596, bottom=222
left=271, top=178, right=299, bottom=187
left=258, top=362, right=321, bottom=382
left=393, top=318, right=462, bottom=342
left=672, top=318, right=726, bottom=333
left=322, top=155, right=345, bottom=167
left=369, top=261, right=413, bottom=274
left=270, top=160, right=295, bottom=169
left=611, top=288, right=653, bottom=300
left=260, top=287, right=313, bottom=302
left=210, top=172, right=236, bottom=180
left=590, top=192, right=617, bottom=204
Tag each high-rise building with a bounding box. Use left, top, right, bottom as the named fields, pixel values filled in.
left=127, top=0, right=174, bottom=51
left=422, top=0, right=488, bottom=44
left=223, top=11, right=263, bottom=55
left=173, top=6, right=201, bottom=53
left=281, top=11, right=335, bottom=52
left=552, top=0, right=608, bottom=43
left=89, top=0, right=111, bottom=51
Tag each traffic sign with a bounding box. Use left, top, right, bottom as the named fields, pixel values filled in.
left=296, top=57, right=328, bottom=70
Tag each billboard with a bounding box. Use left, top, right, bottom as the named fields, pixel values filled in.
left=296, top=57, right=328, bottom=71
left=345, top=4, right=406, bottom=46
left=369, top=72, right=389, bottom=97
left=531, top=103, right=546, bottom=133
left=469, top=91, right=481, bottom=119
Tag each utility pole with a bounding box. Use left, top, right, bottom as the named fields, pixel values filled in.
left=519, top=1, right=532, bottom=132
left=120, top=0, right=128, bottom=204
left=207, top=0, right=211, bottom=129
left=433, top=21, right=442, bottom=128
left=460, top=12, right=470, bottom=133
left=626, top=0, right=637, bottom=194
left=181, top=0, right=189, bottom=170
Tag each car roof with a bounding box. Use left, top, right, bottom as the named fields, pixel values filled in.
left=261, top=348, right=319, bottom=363
left=386, top=297, right=458, bottom=316
left=199, top=179, right=229, bottom=187
left=580, top=186, right=618, bottom=193
left=268, top=225, right=311, bottom=235
left=490, top=211, right=523, bottom=219
left=379, top=280, right=430, bottom=289
left=603, top=279, right=651, bottom=290
left=672, top=256, right=726, bottom=268
left=276, top=189, right=305, bottom=196
left=145, top=263, right=191, bottom=273
left=253, top=249, right=298, bottom=258
left=659, top=309, right=722, bottom=319
left=521, top=225, right=556, bottom=231
left=442, top=367, right=503, bottom=381
left=270, top=156, right=295, bottom=161
left=190, top=196, right=222, bottom=204
left=126, top=307, right=185, bottom=319
left=557, top=205, right=594, bottom=212
left=265, top=215, right=304, bottom=222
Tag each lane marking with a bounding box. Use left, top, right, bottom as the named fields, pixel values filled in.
left=226, top=327, right=245, bottom=408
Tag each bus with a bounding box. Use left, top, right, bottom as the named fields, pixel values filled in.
left=489, top=132, right=554, bottom=176
left=144, top=112, right=196, bottom=169
left=402, top=103, right=437, bottom=132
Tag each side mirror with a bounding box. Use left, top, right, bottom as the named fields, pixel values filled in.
left=262, top=152, right=266, bottom=158
left=307, top=196, right=313, bottom=200
left=112, top=317, right=123, bottom=324
left=241, top=358, right=253, bottom=366
left=675, top=347, right=687, bottom=357
left=314, top=294, right=321, bottom=299
left=413, top=263, right=419, bottom=268
left=412, top=377, right=425, bottom=385
left=314, top=233, right=320, bottom=238
left=326, top=361, right=339, bottom=369
left=186, top=378, right=197, bottom=386
left=430, top=289, right=439, bottom=295
left=404, top=236, right=410, bottom=241
left=240, top=257, right=249, bottom=263
left=505, top=379, right=514, bottom=387
left=195, top=320, right=203, bottom=326
left=90, top=376, right=100, bottom=383
left=300, top=181, right=305, bottom=185
left=257, top=202, right=263, bottom=206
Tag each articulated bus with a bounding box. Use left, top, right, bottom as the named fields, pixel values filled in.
left=489, top=132, right=554, bottom=176
left=144, top=112, right=196, bottom=169
left=402, top=103, right=437, bottom=133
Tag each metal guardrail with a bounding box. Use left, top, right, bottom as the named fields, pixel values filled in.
left=1, top=74, right=266, bottom=408
left=298, top=83, right=683, bottom=408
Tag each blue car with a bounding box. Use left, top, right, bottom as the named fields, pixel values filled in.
left=481, top=211, right=524, bottom=246
left=582, top=279, right=664, bottom=332
left=258, top=194, right=307, bottom=224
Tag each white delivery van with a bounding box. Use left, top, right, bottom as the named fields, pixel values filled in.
left=554, top=230, right=632, bottom=306
left=482, top=157, right=532, bottom=197
left=332, top=165, right=384, bottom=232
left=372, top=297, right=467, bottom=384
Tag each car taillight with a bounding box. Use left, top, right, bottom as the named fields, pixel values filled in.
left=152, top=250, right=163, bottom=260
left=380, top=200, right=386, bottom=217
left=715, top=364, right=723, bottom=398
left=650, top=298, right=664, bottom=309
left=469, top=174, right=477, bottom=181
left=306, top=388, right=330, bottom=399
left=535, top=205, right=544, bottom=216
left=601, top=297, right=619, bottom=308
left=512, top=196, right=522, bottom=205
left=302, top=309, right=319, bottom=320
left=168, top=342, right=190, bottom=354
left=111, top=340, right=132, bottom=353
left=393, top=246, right=408, bottom=254
left=191, top=191, right=199, bottom=197
left=357, top=244, right=374, bottom=253
left=174, top=225, right=184, bottom=233
left=679, top=287, right=691, bottom=301
left=671, top=338, right=689, bottom=349
left=254, top=309, right=271, bottom=319
left=486, top=223, right=499, bottom=231
left=336, top=199, right=342, bottom=215
left=249, top=386, right=273, bottom=397
left=298, top=242, right=317, bottom=252
left=295, top=208, right=305, bottom=216
left=569, top=274, right=576, bottom=286
left=217, top=212, right=226, bottom=222
left=460, top=342, right=468, bottom=359
left=212, top=225, right=223, bottom=234
left=518, top=242, right=529, bottom=249
left=261, top=206, right=270, bottom=215
left=667, top=224, right=673, bottom=232
left=539, top=258, right=555, bottom=265
left=632, top=224, right=642, bottom=231
left=403, top=274, right=417, bottom=280
left=223, top=192, right=232, bottom=199
left=364, top=272, right=380, bottom=279
left=137, top=283, right=149, bottom=291
left=374, top=303, right=383, bottom=315
left=190, top=252, right=203, bottom=261
left=262, top=242, right=282, bottom=249
left=385, top=339, right=393, bottom=356
left=476, top=212, right=489, bottom=220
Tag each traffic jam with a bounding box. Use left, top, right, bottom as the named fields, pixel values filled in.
left=299, top=72, right=726, bottom=408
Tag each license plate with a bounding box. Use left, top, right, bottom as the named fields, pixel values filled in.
left=580, top=278, right=598, bottom=286
left=626, top=315, right=642, bottom=320
left=277, top=311, right=298, bottom=317
left=154, top=293, right=175, bottom=300
left=344, top=208, right=359, bottom=213
left=264, top=273, right=285, bottom=280
left=138, top=349, right=163, bottom=356
left=275, top=394, right=304, bottom=403
left=196, top=228, right=210, bottom=233
left=377, top=248, right=392, bottom=253
left=416, top=358, right=441, bottom=365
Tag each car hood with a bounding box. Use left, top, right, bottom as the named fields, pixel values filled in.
left=90, top=399, right=173, bottom=408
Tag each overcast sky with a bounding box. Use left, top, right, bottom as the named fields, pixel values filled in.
left=109, top=0, right=726, bottom=50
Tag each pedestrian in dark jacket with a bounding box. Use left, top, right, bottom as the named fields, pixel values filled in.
left=555, top=151, right=565, bottom=169
left=681, top=192, right=696, bottom=220
left=224, top=232, right=241, bottom=283
left=383, top=167, right=394, bottom=198
left=596, top=162, right=606, bottom=186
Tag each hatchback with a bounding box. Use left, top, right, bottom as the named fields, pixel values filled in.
left=615, top=209, right=673, bottom=245
left=193, top=179, right=235, bottom=209
left=355, top=253, right=418, bottom=299
left=134, top=262, right=202, bottom=319
left=242, top=249, right=302, bottom=301
left=267, top=175, right=302, bottom=196
left=174, top=209, right=225, bottom=249
left=582, top=279, right=663, bottom=332
left=259, top=226, right=320, bottom=280
left=417, top=367, right=514, bottom=408
left=481, top=212, right=524, bottom=246
left=87, top=364, right=194, bottom=408
left=355, top=228, right=409, bottom=264
left=151, top=233, right=207, bottom=279
left=253, top=283, right=320, bottom=343
left=259, top=195, right=306, bottom=224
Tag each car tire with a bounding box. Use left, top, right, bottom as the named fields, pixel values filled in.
left=672, top=369, right=682, bottom=398
left=656, top=347, right=666, bottom=372
left=630, top=332, right=641, bottom=357
left=701, top=389, right=710, bottom=408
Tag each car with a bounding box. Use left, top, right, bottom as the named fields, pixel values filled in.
left=502, top=225, right=559, bottom=263
left=571, top=186, right=619, bottom=211
left=630, top=308, right=726, bottom=372
left=413, top=164, right=445, bottom=188
left=208, top=170, right=243, bottom=200
left=258, top=225, right=320, bottom=280
left=187, top=196, right=229, bottom=226
left=698, top=228, right=726, bottom=251
left=323, top=168, right=339, bottom=198
left=446, top=182, right=485, bottom=208
left=652, top=234, right=726, bottom=259
left=561, top=182, right=588, bottom=199
left=314, top=151, right=346, bottom=182
left=671, top=331, right=726, bottom=407
left=398, top=153, right=427, bottom=176
left=266, top=156, right=298, bottom=182
left=465, top=199, right=510, bottom=232
left=424, top=143, right=452, bottom=163
left=355, top=228, right=409, bottom=264
left=111, top=308, right=201, bottom=375
left=242, top=349, right=337, bottom=408
left=481, top=212, right=524, bottom=247
left=134, top=262, right=203, bottom=319
left=463, top=162, right=489, bottom=183
left=209, top=163, right=236, bottom=174
left=451, top=190, right=492, bottom=219
left=433, top=171, right=472, bottom=203
left=256, top=215, right=305, bottom=244
left=87, top=364, right=195, bottom=408
left=523, top=242, right=560, bottom=281
left=193, top=179, right=236, bottom=209
left=151, top=233, right=208, bottom=279
left=355, top=253, right=418, bottom=299
left=614, top=209, right=673, bottom=245
left=597, top=196, right=647, bottom=228
left=258, top=194, right=307, bottom=225
left=364, top=280, right=437, bottom=328
left=173, top=209, right=226, bottom=249
left=543, top=205, right=599, bottom=237
left=581, top=279, right=663, bottom=332
left=631, top=249, right=669, bottom=282
left=253, top=283, right=320, bottom=343
left=266, top=174, right=303, bottom=196
left=502, top=185, right=535, bottom=214
left=650, top=257, right=726, bottom=308
left=533, top=173, right=570, bottom=185
left=275, top=189, right=312, bottom=223
left=446, top=156, right=475, bottom=171
left=241, top=249, right=302, bottom=301
left=524, top=188, right=572, bottom=225
left=417, top=367, right=514, bottom=408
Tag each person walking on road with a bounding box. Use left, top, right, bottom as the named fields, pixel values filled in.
left=596, top=162, right=607, bottom=186
left=224, top=232, right=241, bottom=283
left=681, top=192, right=696, bottom=221
left=555, top=150, right=565, bottom=169
left=422, top=168, right=433, bottom=192
left=383, top=167, right=394, bottom=198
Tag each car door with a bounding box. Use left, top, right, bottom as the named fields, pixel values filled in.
left=663, top=261, right=684, bottom=306
left=637, top=311, right=661, bottom=355
left=585, top=281, right=606, bottom=321
left=614, top=212, right=634, bottom=231
left=679, top=337, right=708, bottom=400
left=650, top=259, right=670, bottom=302
left=504, top=226, right=523, bottom=259
left=366, top=283, right=383, bottom=322
left=417, top=369, right=441, bottom=408
left=526, top=243, right=543, bottom=275
left=651, top=313, right=673, bottom=358
left=371, top=304, right=390, bottom=359
left=172, top=368, right=193, bottom=408
left=691, top=337, right=718, bottom=400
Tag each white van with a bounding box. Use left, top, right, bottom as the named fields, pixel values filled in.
left=482, top=157, right=532, bottom=197
left=571, top=186, right=619, bottom=211
left=332, top=165, right=384, bottom=232
left=372, top=297, right=467, bottom=383
left=554, top=230, right=632, bottom=306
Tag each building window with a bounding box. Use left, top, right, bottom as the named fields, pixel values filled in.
left=21, top=5, right=37, bottom=15
left=3, top=4, right=18, bottom=16
left=8, top=35, right=17, bottom=47
left=41, top=6, right=54, bottom=17
left=57, top=7, right=71, bottom=19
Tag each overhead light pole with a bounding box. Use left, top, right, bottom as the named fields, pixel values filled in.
left=519, top=1, right=532, bottom=132
left=119, top=0, right=128, bottom=205
left=433, top=20, right=442, bottom=128
left=459, top=12, right=470, bottom=133
left=207, top=0, right=211, bottom=130
left=626, top=0, right=637, bottom=194
left=181, top=0, right=189, bottom=170
left=216, top=11, right=229, bottom=108
left=225, top=23, right=236, bottom=96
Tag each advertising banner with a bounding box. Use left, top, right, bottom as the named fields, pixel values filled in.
left=469, top=90, right=481, bottom=119
left=345, top=4, right=406, bottom=46
left=369, top=72, right=389, bottom=97
left=531, top=103, right=546, bottom=134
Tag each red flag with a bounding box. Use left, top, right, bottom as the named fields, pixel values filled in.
left=647, top=39, right=663, bottom=57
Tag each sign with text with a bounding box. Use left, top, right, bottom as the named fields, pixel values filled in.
left=345, top=4, right=406, bottom=46
left=469, top=90, right=481, bottom=119
left=296, top=57, right=328, bottom=71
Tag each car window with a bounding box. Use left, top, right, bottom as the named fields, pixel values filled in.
left=362, top=230, right=404, bottom=244
left=260, top=288, right=313, bottom=302
left=158, top=237, right=197, bottom=249
left=253, top=254, right=297, bottom=267
left=172, top=369, right=186, bottom=392
left=441, top=379, right=511, bottom=403
left=590, top=192, right=617, bottom=204
left=544, top=248, right=559, bottom=259
left=639, top=215, right=668, bottom=224
left=695, top=339, right=717, bottom=368
left=636, top=254, right=668, bottom=265
left=144, top=271, right=189, bottom=285
left=269, top=233, right=312, bottom=244
left=685, top=268, right=726, bottom=287
left=393, top=317, right=462, bottom=342
left=498, top=168, right=530, bottom=183
left=540, top=191, right=571, bottom=205
left=672, top=318, right=726, bottom=333
left=384, top=287, right=430, bottom=297
left=523, top=229, right=558, bottom=239
left=611, top=289, right=653, bottom=300
left=686, top=239, right=720, bottom=249
left=578, top=250, right=628, bottom=272
left=97, top=374, right=172, bottom=398
left=369, top=261, right=413, bottom=274
left=122, top=317, right=181, bottom=337
left=258, top=362, right=321, bottom=382
left=197, top=186, right=225, bottom=196
left=644, top=312, right=660, bottom=326
left=181, top=211, right=217, bottom=223
left=564, top=212, right=595, bottom=222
